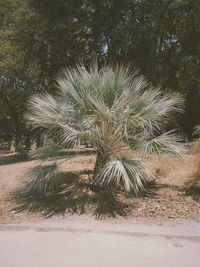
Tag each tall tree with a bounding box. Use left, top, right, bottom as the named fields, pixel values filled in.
left=87, top=0, right=200, bottom=137
left=2, top=0, right=199, bottom=139
left=0, top=0, right=42, bottom=150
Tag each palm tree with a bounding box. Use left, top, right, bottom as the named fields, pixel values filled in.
left=26, top=62, right=185, bottom=196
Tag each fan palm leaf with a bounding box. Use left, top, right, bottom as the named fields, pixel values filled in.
left=18, top=164, right=65, bottom=196
left=95, top=158, right=149, bottom=196
left=15, top=163, right=80, bottom=199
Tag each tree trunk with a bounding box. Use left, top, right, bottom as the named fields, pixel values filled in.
left=25, top=130, right=31, bottom=149
left=15, top=126, right=22, bottom=152
left=93, top=152, right=110, bottom=178
left=14, top=115, right=23, bottom=152
left=90, top=152, right=110, bottom=192
left=8, top=140, right=15, bottom=151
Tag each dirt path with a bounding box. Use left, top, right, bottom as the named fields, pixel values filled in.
left=0, top=218, right=200, bottom=267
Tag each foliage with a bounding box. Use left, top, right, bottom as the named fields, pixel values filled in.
left=26, top=0, right=200, bottom=137
left=12, top=164, right=92, bottom=216
left=95, top=158, right=148, bottom=196
left=29, top=140, right=60, bottom=160
left=1, top=0, right=200, bottom=147
left=0, top=0, right=42, bottom=150
left=25, top=63, right=184, bottom=196
left=17, top=164, right=67, bottom=196
left=12, top=176, right=128, bottom=218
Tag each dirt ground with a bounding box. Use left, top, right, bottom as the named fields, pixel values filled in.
left=0, top=150, right=200, bottom=224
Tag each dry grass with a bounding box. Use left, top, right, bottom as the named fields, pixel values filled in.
left=184, top=149, right=200, bottom=197
left=186, top=139, right=200, bottom=185
left=148, top=154, right=191, bottom=185
left=189, top=140, right=200, bottom=154
left=192, top=159, right=200, bottom=181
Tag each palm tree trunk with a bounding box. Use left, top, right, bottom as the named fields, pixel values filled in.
left=90, top=152, right=110, bottom=192
left=93, top=152, right=110, bottom=178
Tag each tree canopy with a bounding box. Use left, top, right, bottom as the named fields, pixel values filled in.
left=0, top=0, right=200, bottom=150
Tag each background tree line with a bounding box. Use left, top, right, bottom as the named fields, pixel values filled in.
left=0, top=0, right=200, bottom=151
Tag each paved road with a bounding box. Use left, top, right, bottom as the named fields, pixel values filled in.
left=0, top=218, right=200, bottom=267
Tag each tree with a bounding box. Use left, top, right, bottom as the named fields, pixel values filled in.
left=0, top=39, right=42, bottom=151
left=19, top=0, right=93, bottom=81
left=1, top=0, right=199, bottom=149
left=26, top=0, right=200, bottom=138
left=19, top=62, right=185, bottom=199
left=0, top=0, right=43, bottom=150
left=86, top=0, right=200, bottom=137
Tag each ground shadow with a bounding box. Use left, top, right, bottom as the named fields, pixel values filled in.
left=185, top=182, right=200, bottom=200
left=59, top=149, right=95, bottom=157
left=0, top=153, right=29, bottom=165
left=11, top=170, right=128, bottom=219
left=155, top=183, right=183, bottom=191
left=0, top=149, right=96, bottom=166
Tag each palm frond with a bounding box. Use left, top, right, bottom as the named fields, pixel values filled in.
left=128, top=90, right=183, bottom=133
left=26, top=93, right=75, bottom=130
left=16, top=164, right=72, bottom=197
left=30, top=141, right=60, bottom=160
left=95, top=158, right=149, bottom=195
left=12, top=171, right=89, bottom=217
left=141, top=131, right=187, bottom=155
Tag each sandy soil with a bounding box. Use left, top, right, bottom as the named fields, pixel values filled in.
left=0, top=150, right=200, bottom=224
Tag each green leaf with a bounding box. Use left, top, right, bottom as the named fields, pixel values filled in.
left=17, top=164, right=77, bottom=197
left=95, top=157, right=149, bottom=196
left=142, top=131, right=187, bottom=155
left=29, top=140, right=60, bottom=160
